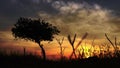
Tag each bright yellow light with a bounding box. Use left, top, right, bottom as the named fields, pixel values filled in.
left=77, top=44, right=91, bottom=58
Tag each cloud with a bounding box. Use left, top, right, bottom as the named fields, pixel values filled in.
left=0, top=0, right=57, bottom=31
left=38, top=1, right=120, bottom=39
left=0, top=0, right=120, bottom=57
left=0, top=0, right=119, bottom=38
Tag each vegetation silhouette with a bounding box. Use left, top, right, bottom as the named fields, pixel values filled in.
left=11, top=17, right=60, bottom=60
left=1, top=17, right=119, bottom=67
left=68, top=34, right=77, bottom=59
left=0, top=52, right=120, bottom=68
left=0, top=33, right=120, bottom=67
left=56, top=37, right=66, bottom=60
left=68, top=33, right=88, bottom=59
left=105, top=33, right=120, bottom=57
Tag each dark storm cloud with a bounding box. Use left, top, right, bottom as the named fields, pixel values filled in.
left=85, top=0, right=120, bottom=11
left=0, top=0, right=57, bottom=30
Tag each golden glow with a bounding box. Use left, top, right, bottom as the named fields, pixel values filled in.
left=0, top=31, right=120, bottom=60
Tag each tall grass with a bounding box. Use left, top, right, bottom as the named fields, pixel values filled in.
left=105, top=33, right=120, bottom=57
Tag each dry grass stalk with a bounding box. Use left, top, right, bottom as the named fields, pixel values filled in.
left=105, top=33, right=120, bottom=57
left=75, top=33, right=88, bottom=50
left=115, top=37, right=117, bottom=46
left=89, top=37, right=95, bottom=57
left=56, top=37, right=65, bottom=59
left=68, top=34, right=77, bottom=59
left=68, top=33, right=88, bottom=59
left=23, top=47, right=26, bottom=56
left=105, top=33, right=115, bottom=49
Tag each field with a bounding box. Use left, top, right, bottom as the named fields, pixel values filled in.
left=0, top=53, right=120, bottom=68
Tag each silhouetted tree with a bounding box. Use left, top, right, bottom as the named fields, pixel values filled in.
left=12, top=17, right=60, bottom=60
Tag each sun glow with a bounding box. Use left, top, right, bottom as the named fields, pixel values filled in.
left=76, top=44, right=93, bottom=58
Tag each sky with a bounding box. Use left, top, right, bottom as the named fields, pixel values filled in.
left=0, top=0, right=120, bottom=59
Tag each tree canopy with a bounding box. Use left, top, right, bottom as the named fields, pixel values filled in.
left=12, top=17, right=60, bottom=44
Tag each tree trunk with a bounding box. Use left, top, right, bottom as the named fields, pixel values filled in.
left=38, top=43, right=46, bottom=60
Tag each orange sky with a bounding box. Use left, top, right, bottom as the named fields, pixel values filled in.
left=0, top=31, right=119, bottom=60
left=0, top=0, right=120, bottom=60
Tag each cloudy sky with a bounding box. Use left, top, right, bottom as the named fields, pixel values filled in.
left=0, top=0, right=120, bottom=59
